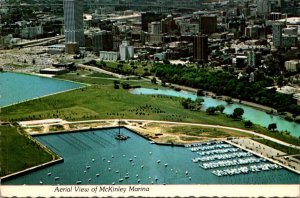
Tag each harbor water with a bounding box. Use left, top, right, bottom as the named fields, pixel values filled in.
left=0, top=72, right=83, bottom=107
left=3, top=128, right=299, bottom=185
left=130, top=88, right=300, bottom=137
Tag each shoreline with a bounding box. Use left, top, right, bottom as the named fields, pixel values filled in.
left=0, top=71, right=88, bottom=109
left=169, top=83, right=277, bottom=113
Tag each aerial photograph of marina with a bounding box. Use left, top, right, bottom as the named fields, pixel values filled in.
left=0, top=0, right=300, bottom=197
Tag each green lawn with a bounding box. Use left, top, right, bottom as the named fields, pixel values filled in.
left=1, top=72, right=299, bottom=146
left=0, top=125, right=54, bottom=176
left=160, top=125, right=256, bottom=138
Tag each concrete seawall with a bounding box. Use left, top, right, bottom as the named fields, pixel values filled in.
left=1, top=158, right=64, bottom=182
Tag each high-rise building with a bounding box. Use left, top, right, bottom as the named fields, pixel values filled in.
left=193, top=35, right=208, bottom=62
left=141, top=12, right=163, bottom=32
left=247, top=50, right=262, bottom=67
left=257, top=0, right=271, bottom=16
left=199, top=15, right=217, bottom=34
left=90, top=30, right=112, bottom=52
left=161, top=15, right=178, bottom=35
left=64, top=0, right=85, bottom=46
left=272, top=22, right=284, bottom=48
left=151, top=22, right=161, bottom=34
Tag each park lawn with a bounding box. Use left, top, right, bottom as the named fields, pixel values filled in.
left=0, top=125, right=53, bottom=177
left=145, top=123, right=256, bottom=139
left=1, top=73, right=299, bottom=146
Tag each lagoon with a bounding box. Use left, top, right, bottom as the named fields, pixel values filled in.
left=2, top=128, right=299, bottom=185
left=0, top=72, right=83, bottom=107
left=131, top=88, right=300, bottom=137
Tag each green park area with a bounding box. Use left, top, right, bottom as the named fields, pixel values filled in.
left=0, top=72, right=270, bottom=132
left=0, top=125, right=54, bottom=177
left=1, top=71, right=299, bottom=176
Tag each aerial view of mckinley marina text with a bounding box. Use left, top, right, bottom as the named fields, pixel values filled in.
left=0, top=0, right=300, bottom=196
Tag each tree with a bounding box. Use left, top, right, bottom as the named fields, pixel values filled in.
left=181, top=98, right=193, bottom=109
left=114, top=84, right=119, bottom=89
left=225, top=97, right=233, bottom=104
left=277, top=75, right=285, bottom=88
left=206, top=107, right=217, bottom=115
left=113, top=80, right=120, bottom=85
left=151, top=77, right=157, bottom=84
left=197, top=89, right=204, bottom=96
left=232, top=107, right=244, bottom=119
left=181, top=98, right=203, bottom=111
left=117, top=63, right=123, bottom=71
left=268, top=123, right=277, bottom=131
left=244, top=120, right=253, bottom=128
left=216, top=105, right=225, bottom=113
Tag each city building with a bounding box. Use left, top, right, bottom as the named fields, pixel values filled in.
left=285, top=60, right=300, bottom=72
left=283, top=27, right=298, bottom=36
left=247, top=50, right=262, bottom=67
left=119, top=40, right=134, bottom=60
left=282, top=34, right=298, bottom=48
left=257, top=0, right=271, bottom=16
left=199, top=15, right=217, bottom=34
left=151, top=21, right=161, bottom=34
left=154, top=52, right=166, bottom=61
left=161, top=15, right=178, bottom=35
left=100, top=51, right=120, bottom=61
left=178, top=21, right=200, bottom=36
left=272, top=22, right=284, bottom=48
left=64, top=0, right=85, bottom=46
left=193, top=35, right=208, bottom=62
left=245, top=25, right=260, bottom=39
left=141, top=12, right=163, bottom=32
left=47, top=44, right=66, bottom=54
left=88, top=30, right=113, bottom=52
left=20, top=25, right=43, bottom=39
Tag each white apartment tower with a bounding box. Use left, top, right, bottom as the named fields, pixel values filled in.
left=64, top=0, right=85, bottom=46
left=119, top=40, right=134, bottom=61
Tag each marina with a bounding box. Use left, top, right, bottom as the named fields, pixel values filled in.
left=186, top=141, right=290, bottom=178
left=2, top=128, right=299, bottom=185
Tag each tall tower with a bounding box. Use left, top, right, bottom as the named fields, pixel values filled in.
left=193, top=35, right=208, bottom=62
left=64, top=0, right=85, bottom=46
left=272, top=22, right=284, bottom=48
left=257, top=0, right=271, bottom=16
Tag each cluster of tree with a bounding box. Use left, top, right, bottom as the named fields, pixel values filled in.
left=231, top=107, right=244, bottom=119
left=206, top=105, right=225, bottom=115
left=181, top=98, right=204, bottom=111
left=152, top=63, right=300, bottom=116
left=244, top=120, right=253, bottom=128
left=87, top=60, right=135, bottom=76
left=268, top=123, right=277, bottom=131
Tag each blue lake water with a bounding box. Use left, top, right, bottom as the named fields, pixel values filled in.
left=131, top=88, right=300, bottom=138
left=2, top=128, right=299, bottom=185
left=0, top=72, right=83, bottom=107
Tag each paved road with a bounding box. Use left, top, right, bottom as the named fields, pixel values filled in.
left=78, top=64, right=126, bottom=79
